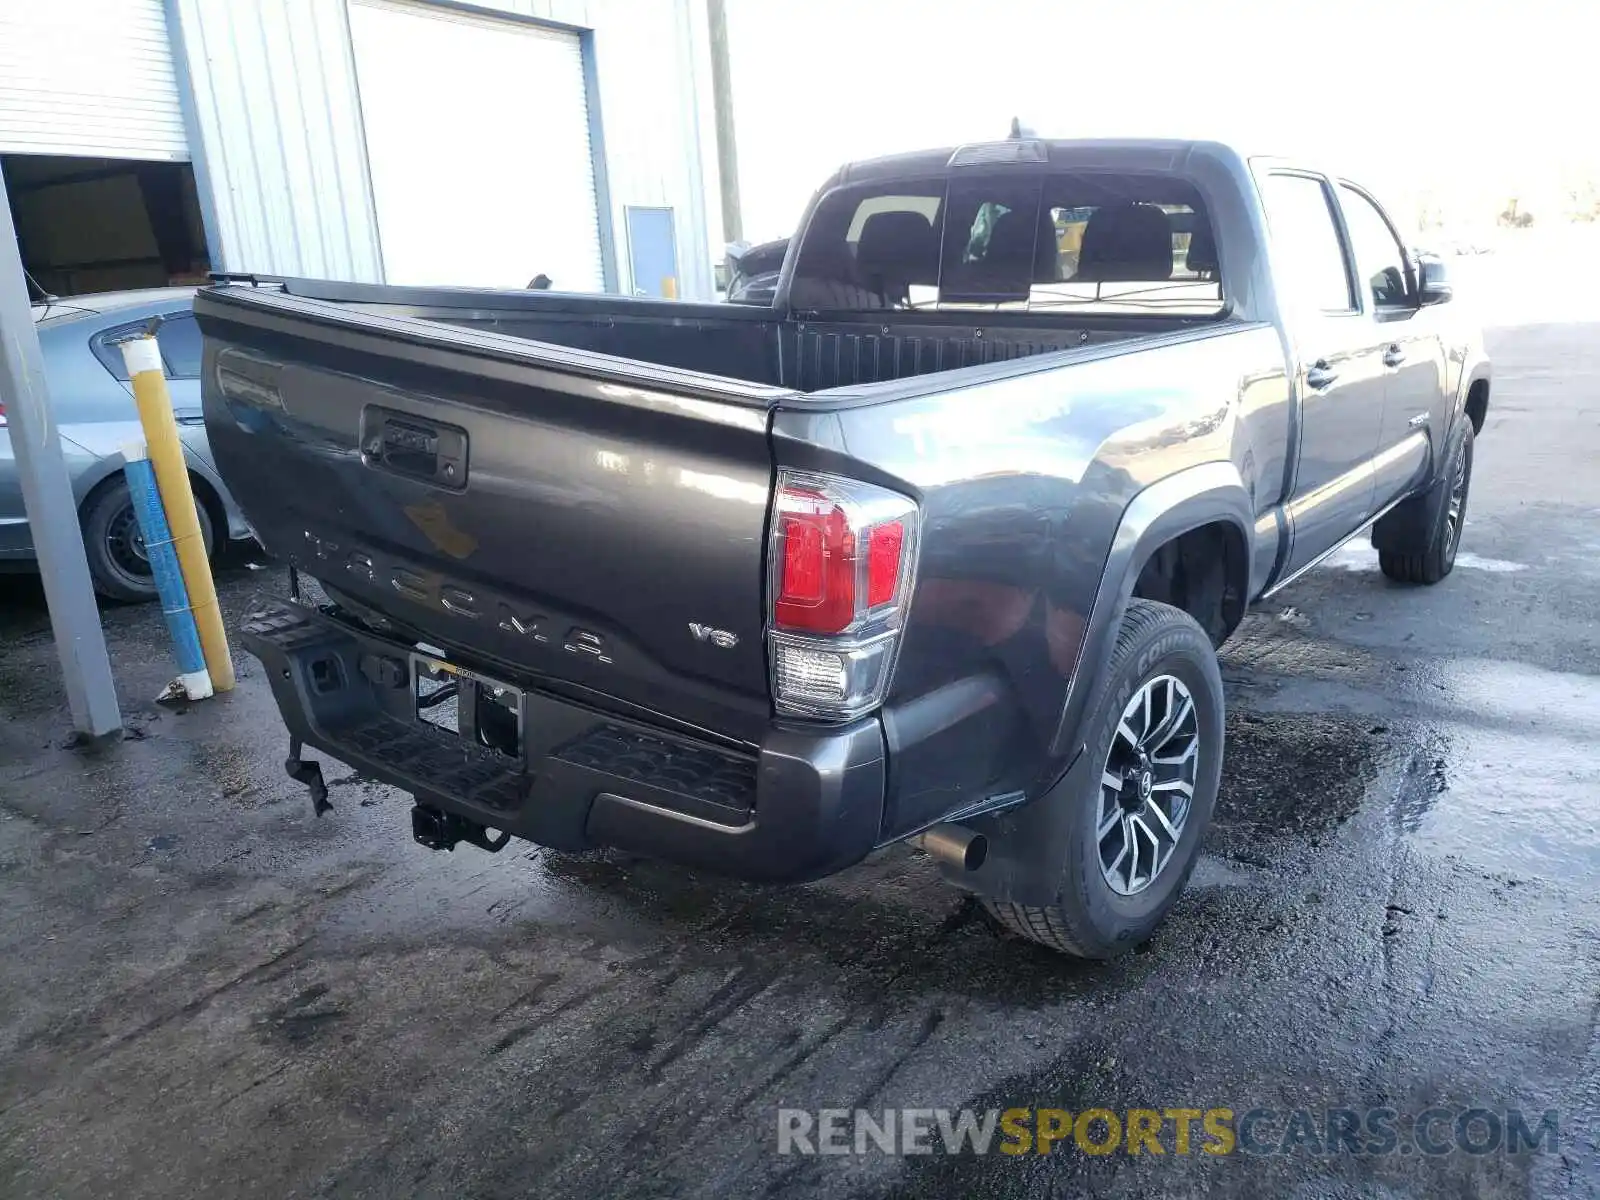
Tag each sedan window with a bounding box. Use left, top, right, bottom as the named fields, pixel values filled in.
left=91, top=311, right=200, bottom=382
left=155, top=314, right=203, bottom=378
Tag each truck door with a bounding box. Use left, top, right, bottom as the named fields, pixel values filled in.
left=1336, top=183, right=1445, bottom=510
left=1258, top=170, right=1388, bottom=575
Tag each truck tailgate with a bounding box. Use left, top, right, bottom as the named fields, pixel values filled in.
left=197, top=286, right=786, bottom=747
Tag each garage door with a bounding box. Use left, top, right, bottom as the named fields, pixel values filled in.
left=349, top=0, right=605, bottom=291
left=0, top=0, right=188, bottom=160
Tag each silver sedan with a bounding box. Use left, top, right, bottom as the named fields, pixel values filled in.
left=0, top=287, right=251, bottom=602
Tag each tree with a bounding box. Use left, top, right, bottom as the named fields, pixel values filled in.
left=1498, top=198, right=1534, bottom=228
left=1565, top=180, right=1599, bottom=222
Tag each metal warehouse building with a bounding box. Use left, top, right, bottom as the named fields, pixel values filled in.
left=0, top=0, right=717, bottom=299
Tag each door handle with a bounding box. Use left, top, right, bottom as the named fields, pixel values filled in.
left=1306, top=361, right=1338, bottom=390
left=1408, top=412, right=1429, bottom=429
left=1383, top=344, right=1407, bottom=368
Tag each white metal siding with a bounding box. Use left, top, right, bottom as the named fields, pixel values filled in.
left=585, top=0, right=714, bottom=298
left=450, top=0, right=592, bottom=24
left=0, top=0, right=188, bottom=160
left=396, top=0, right=716, bottom=299
left=167, top=0, right=384, bottom=281
left=349, top=0, right=603, bottom=291
left=165, top=0, right=711, bottom=296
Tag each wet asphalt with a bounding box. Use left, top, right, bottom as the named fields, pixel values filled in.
left=1, top=319, right=1598, bottom=1199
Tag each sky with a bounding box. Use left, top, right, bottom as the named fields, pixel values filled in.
left=722, top=0, right=1592, bottom=243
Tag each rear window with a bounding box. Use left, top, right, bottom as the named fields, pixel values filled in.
left=790, top=171, right=1223, bottom=315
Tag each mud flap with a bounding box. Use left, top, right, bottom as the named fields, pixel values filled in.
left=1373, top=422, right=1461, bottom=554
left=938, top=747, right=1090, bottom=908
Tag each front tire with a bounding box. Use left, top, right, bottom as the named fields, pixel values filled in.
left=984, top=599, right=1224, bottom=958
left=1376, top=422, right=1474, bottom=585
left=80, top=478, right=216, bottom=603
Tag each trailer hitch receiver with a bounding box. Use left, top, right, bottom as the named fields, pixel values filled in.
left=411, top=804, right=511, bottom=853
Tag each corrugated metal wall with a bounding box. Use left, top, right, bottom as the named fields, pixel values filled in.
left=167, top=0, right=712, bottom=296
left=584, top=0, right=714, bottom=299
left=166, top=0, right=385, bottom=281
left=395, top=0, right=715, bottom=297
left=349, top=0, right=605, bottom=291
left=0, top=0, right=189, bottom=160
left=460, top=0, right=592, bottom=22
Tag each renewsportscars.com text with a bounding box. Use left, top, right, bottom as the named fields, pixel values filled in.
left=777, top=1106, right=1560, bottom=1158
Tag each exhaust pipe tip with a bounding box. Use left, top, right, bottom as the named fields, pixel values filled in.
left=909, top=824, right=988, bottom=872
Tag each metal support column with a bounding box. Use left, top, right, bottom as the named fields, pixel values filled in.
left=0, top=172, right=121, bottom=737
left=706, top=0, right=743, bottom=245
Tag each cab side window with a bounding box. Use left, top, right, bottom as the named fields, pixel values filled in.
left=1338, top=186, right=1411, bottom=309
left=1260, top=174, right=1355, bottom=314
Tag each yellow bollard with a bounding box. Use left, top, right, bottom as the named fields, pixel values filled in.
left=118, top=335, right=235, bottom=692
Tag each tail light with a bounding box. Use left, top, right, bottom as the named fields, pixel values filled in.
left=768, top=469, right=919, bottom=721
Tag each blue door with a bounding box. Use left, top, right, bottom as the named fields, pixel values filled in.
left=626, top=207, right=679, bottom=298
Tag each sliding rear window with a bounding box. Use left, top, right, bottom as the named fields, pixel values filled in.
left=789, top=171, right=1223, bottom=316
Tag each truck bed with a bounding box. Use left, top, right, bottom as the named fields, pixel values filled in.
left=244, top=277, right=1199, bottom=393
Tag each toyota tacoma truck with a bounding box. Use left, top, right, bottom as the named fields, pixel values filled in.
left=198, top=138, right=1490, bottom=958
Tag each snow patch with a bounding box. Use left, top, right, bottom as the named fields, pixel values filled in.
left=1321, top=542, right=1378, bottom=571
left=1453, top=552, right=1528, bottom=573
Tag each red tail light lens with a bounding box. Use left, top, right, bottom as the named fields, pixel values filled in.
left=866, top=519, right=905, bottom=608
left=774, top=488, right=856, bottom=633
left=768, top=471, right=919, bottom=720
left=770, top=472, right=916, bottom=634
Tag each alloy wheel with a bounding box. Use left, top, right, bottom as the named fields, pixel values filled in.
left=1097, top=674, right=1201, bottom=896
left=1444, top=439, right=1469, bottom=553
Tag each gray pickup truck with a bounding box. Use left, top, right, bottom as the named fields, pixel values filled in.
left=199, top=138, right=1489, bottom=958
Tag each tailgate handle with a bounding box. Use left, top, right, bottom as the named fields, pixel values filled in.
left=382, top=420, right=438, bottom=473
left=362, top=407, right=469, bottom=489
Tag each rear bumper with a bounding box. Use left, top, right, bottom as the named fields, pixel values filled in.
left=240, top=603, right=886, bottom=882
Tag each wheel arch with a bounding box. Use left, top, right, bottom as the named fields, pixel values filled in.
left=78, top=463, right=226, bottom=549
left=1129, top=517, right=1250, bottom=647
left=1047, top=461, right=1252, bottom=761
left=1463, top=375, right=1489, bottom=434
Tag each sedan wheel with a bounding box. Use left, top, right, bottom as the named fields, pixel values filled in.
left=81, top=478, right=215, bottom=603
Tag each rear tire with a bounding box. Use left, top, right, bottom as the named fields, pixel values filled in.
left=984, top=599, right=1224, bottom=958
left=81, top=477, right=216, bottom=603
left=1376, top=422, right=1473, bottom=585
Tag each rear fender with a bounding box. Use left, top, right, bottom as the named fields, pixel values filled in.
left=950, top=461, right=1252, bottom=907
left=1050, top=461, right=1252, bottom=760
left=71, top=443, right=232, bottom=527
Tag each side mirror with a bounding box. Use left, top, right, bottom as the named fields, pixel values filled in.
left=1417, top=255, right=1453, bottom=306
